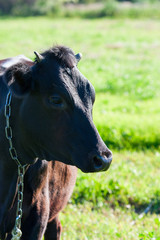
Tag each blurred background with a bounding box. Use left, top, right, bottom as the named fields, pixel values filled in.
left=0, top=1, right=160, bottom=239
left=0, top=0, right=160, bottom=18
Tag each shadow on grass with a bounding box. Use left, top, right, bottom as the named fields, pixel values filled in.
left=134, top=198, right=160, bottom=215
left=72, top=178, right=160, bottom=215
left=108, top=196, right=160, bottom=215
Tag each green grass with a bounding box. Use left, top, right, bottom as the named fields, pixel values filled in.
left=60, top=204, right=160, bottom=240
left=0, top=17, right=160, bottom=239
left=72, top=151, right=160, bottom=209
left=60, top=151, right=160, bottom=240
left=0, top=17, right=160, bottom=150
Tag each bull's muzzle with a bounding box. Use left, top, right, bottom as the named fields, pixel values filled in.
left=92, top=152, right=112, bottom=172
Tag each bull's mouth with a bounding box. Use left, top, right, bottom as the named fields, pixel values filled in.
left=71, top=154, right=112, bottom=173
left=32, top=143, right=112, bottom=173
left=36, top=145, right=73, bottom=165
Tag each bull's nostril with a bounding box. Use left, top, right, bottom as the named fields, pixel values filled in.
left=92, top=153, right=112, bottom=172
left=104, top=151, right=112, bottom=159
left=93, top=156, right=103, bottom=169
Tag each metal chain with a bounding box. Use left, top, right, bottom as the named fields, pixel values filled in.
left=4, top=91, right=28, bottom=240
left=11, top=165, right=26, bottom=240
left=5, top=91, right=21, bottom=166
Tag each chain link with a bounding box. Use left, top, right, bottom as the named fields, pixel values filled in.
left=4, top=91, right=28, bottom=240
left=5, top=92, right=21, bottom=166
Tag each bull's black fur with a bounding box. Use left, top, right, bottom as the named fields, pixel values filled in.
left=0, top=45, right=112, bottom=240
left=40, top=46, right=77, bottom=68
left=4, top=63, right=32, bottom=96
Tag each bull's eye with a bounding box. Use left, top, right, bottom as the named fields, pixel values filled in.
left=48, top=94, right=64, bottom=108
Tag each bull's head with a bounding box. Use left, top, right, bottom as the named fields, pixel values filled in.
left=3, top=46, right=112, bottom=173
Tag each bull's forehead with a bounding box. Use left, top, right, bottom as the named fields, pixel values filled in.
left=34, top=62, right=95, bottom=105
left=63, top=67, right=94, bottom=99
left=60, top=67, right=95, bottom=107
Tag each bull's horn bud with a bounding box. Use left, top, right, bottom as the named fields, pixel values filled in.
left=34, top=51, right=43, bottom=63
left=75, top=53, right=82, bottom=63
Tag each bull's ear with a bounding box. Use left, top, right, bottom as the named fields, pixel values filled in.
left=3, top=63, right=32, bottom=97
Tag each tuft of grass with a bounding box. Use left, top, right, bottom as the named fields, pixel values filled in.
left=94, top=102, right=160, bottom=150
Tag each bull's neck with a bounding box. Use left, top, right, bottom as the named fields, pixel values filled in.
left=2, top=93, right=36, bottom=165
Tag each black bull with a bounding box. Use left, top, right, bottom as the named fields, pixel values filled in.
left=0, top=46, right=112, bottom=240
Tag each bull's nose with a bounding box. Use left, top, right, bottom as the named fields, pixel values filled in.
left=92, top=152, right=112, bottom=172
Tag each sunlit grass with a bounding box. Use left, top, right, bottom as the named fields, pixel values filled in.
left=0, top=17, right=160, bottom=240
left=61, top=151, right=160, bottom=239
left=60, top=203, right=160, bottom=240
left=72, top=151, right=160, bottom=208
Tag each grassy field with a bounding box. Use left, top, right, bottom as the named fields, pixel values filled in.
left=0, top=17, right=160, bottom=239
